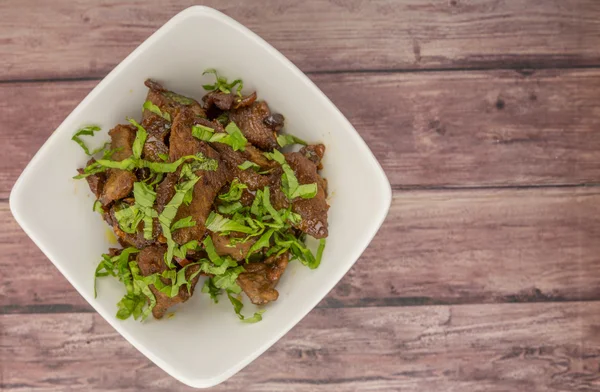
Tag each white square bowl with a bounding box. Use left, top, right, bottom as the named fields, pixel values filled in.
left=10, top=6, right=392, bottom=388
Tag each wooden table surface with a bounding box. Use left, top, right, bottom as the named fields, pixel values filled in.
left=2, top=1, right=600, bottom=391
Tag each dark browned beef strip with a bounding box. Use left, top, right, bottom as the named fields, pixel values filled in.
left=237, top=252, right=289, bottom=305
left=155, top=173, right=178, bottom=214
left=299, top=144, right=326, bottom=170
left=203, top=91, right=257, bottom=112
left=168, top=110, right=232, bottom=244
left=210, top=137, right=279, bottom=192
left=263, top=152, right=329, bottom=239
left=283, top=152, right=329, bottom=238
left=136, top=244, right=200, bottom=319
left=143, top=79, right=205, bottom=123
left=141, top=114, right=171, bottom=144
left=99, top=124, right=137, bottom=206
left=142, top=136, right=169, bottom=162
left=77, top=158, right=106, bottom=198
left=210, top=231, right=256, bottom=261
left=203, top=91, right=234, bottom=111
left=229, top=101, right=280, bottom=151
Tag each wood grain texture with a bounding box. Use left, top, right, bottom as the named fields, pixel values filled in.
left=3, top=2, right=600, bottom=390
left=2, top=302, right=600, bottom=391
left=3, top=68, right=600, bottom=198
left=1, top=0, right=600, bottom=80
left=4, top=187, right=600, bottom=313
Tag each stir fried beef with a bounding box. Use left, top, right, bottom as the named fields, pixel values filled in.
left=211, top=143, right=273, bottom=191
left=284, top=151, right=329, bottom=238
left=210, top=232, right=256, bottom=261
left=99, top=125, right=137, bottom=206
left=266, top=149, right=329, bottom=239
left=155, top=172, right=178, bottom=214
left=79, top=72, right=329, bottom=322
left=142, top=137, right=169, bottom=162
left=300, top=143, right=325, bottom=170
left=144, top=79, right=205, bottom=121
left=169, top=111, right=232, bottom=244
left=237, top=252, right=289, bottom=305
left=137, top=244, right=200, bottom=319
left=229, top=101, right=281, bottom=151
left=203, top=91, right=258, bottom=113
left=78, top=158, right=105, bottom=198
left=108, top=203, right=156, bottom=249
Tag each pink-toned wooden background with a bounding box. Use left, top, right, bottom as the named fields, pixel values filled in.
left=2, top=1, right=600, bottom=390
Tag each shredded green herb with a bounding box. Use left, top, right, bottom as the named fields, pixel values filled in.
left=263, top=150, right=318, bottom=200
left=159, top=166, right=201, bottom=267
left=72, top=126, right=109, bottom=155
left=143, top=101, right=172, bottom=122
left=227, top=292, right=265, bottom=323
left=202, top=277, right=221, bottom=303
left=191, top=121, right=247, bottom=151
left=202, top=68, right=243, bottom=96
left=277, top=134, right=307, bottom=148
left=238, top=160, right=261, bottom=171
left=74, top=152, right=217, bottom=179
left=206, top=211, right=254, bottom=234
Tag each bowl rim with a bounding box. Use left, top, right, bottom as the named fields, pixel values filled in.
left=10, top=5, right=392, bottom=388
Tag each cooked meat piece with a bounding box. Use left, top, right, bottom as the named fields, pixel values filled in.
left=156, top=173, right=178, bottom=214
left=211, top=139, right=279, bottom=191
left=203, top=91, right=234, bottom=111
left=100, top=171, right=135, bottom=206
left=239, top=189, right=255, bottom=207
left=203, top=91, right=257, bottom=112
left=169, top=110, right=233, bottom=243
left=278, top=152, right=329, bottom=238
left=210, top=231, right=256, bottom=261
left=108, top=203, right=156, bottom=249
left=244, top=144, right=280, bottom=169
left=99, top=124, right=137, bottom=206
left=234, top=92, right=258, bottom=109
left=229, top=101, right=279, bottom=151
left=141, top=115, right=171, bottom=144
left=142, top=137, right=169, bottom=162
left=263, top=113, right=284, bottom=132
left=299, top=144, right=326, bottom=170
left=109, top=124, right=136, bottom=161
left=136, top=244, right=200, bottom=319
left=137, top=244, right=169, bottom=276
left=78, top=158, right=106, bottom=198
left=169, top=113, right=214, bottom=160
left=237, top=252, right=289, bottom=305
left=142, top=79, right=206, bottom=123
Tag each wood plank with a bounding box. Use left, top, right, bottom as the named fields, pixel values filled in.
left=2, top=302, right=599, bottom=391
left=4, top=187, right=600, bottom=313
left=3, top=69, right=600, bottom=198
left=1, top=0, right=600, bottom=80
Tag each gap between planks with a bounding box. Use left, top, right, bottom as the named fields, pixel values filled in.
left=4, top=63, right=600, bottom=85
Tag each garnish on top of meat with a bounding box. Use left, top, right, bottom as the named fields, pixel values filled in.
left=73, top=69, right=329, bottom=322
